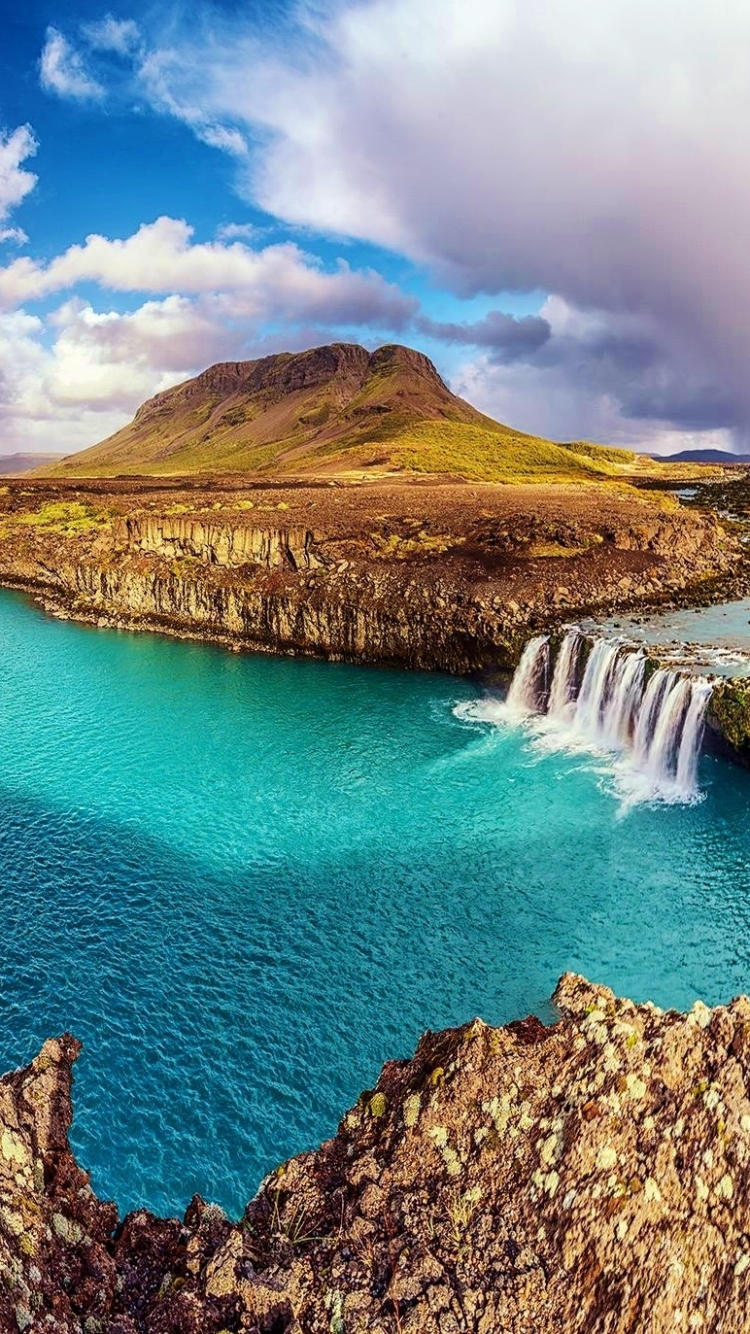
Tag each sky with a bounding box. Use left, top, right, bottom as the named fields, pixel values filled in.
left=1, top=0, right=749, bottom=457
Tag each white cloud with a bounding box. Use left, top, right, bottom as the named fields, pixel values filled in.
left=0, top=126, right=37, bottom=233
left=128, top=0, right=750, bottom=446
left=0, top=216, right=416, bottom=330
left=133, top=46, right=249, bottom=161
left=0, top=213, right=416, bottom=452
left=0, top=228, right=28, bottom=246
left=0, top=297, right=223, bottom=453
left=82, top=16, right=141, bottom=56
left=40, top=27, right=105, bottom=101
left=195, top=124, right=248, bottom=158
left=216, top=222, right=264, bottom=243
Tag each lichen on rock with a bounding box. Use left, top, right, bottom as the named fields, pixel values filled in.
left=6, top=976, right=750, bottom=1330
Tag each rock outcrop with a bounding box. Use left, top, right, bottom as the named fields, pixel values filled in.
left=6, top=976, right=750, bottom=1331
left=708, top=678, right=750, bottom=764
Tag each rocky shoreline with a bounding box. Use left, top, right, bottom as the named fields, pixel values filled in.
left=0, top=477, right=740, bottom=673
left=5, top=976, right=750, bottom=1333
left=4, top=475, right=750, bottom=761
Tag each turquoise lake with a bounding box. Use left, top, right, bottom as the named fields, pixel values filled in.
left=2, top=586, right=750, bottom=1219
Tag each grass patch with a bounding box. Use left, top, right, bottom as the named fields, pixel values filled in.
left=376, top=420, right=622, bottom=484
left=526, top=541, right=586, bottom=558
left=14, top=501, right=110, bottom=534
left=559, top=440, right=637, bottom=466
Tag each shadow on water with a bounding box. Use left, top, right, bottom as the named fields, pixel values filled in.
left=3, top=753, right=750, bottom=1218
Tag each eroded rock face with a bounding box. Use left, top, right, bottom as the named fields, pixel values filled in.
left=0, top=480, right=738, bottom=676
left=6, top=977, right=750, bottom=1332
left=0, top=1036, right=118, bottom=1333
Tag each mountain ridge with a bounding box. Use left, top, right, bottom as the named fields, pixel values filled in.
left=42, top=341, right=636, bottom=483
left=0, top=452, right=66, bottom=475
left=656, top=448, right=750, bottom=465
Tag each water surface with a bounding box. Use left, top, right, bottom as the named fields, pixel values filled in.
left=585, top=597, right=750, bottom=674
left=1, top=588, right=750, bottom=1218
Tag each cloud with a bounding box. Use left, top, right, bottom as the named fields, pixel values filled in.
left=40, top=27, right=106, bottom=101
left=122, top=0, right=750, bottom=448
left=82, top=16, right=142, bottom=56
left=0, top=213, right=416, bottom=452
left=418, top=311, right=551, bottom=363
left=215, top=222, right=264, bottom=243
left=0, top=305, right=170, bottom=453
left=0, top=216, right=417, bottom=330
left=0, top=126, right=37, bottom=234
left=123, top=44, right=250, bottom=159
left=195, top=124, right=248, bottom=158
left=0, top=295, right=234, bottom=453
left=450, top=297, right=743, bottom=452
left=0, top=228, right=28, bottom=246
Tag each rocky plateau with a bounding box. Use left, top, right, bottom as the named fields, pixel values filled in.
left=0, top=476, right=737, bottom=677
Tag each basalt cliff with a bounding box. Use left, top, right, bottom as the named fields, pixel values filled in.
left=5, top=975, right=750, bottom=1333
left=0, top=478, right=737, bottom=676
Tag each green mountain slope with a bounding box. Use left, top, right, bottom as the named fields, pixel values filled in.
left=43, top=342, right=636, bottom=482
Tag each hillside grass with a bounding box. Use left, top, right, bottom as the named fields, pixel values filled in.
left=48, top=419, right=638, bottom=485
left=44, top=408, right=675, bottom=489
left=345, top=419, right=625, bottom=483
left=558, top=439, right=638, bottom=466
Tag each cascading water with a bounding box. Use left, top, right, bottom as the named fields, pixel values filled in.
left=675, top=679, right=713, bottom=793
left=644, top=677, right=692, bottom=783
left=499, top=628, right=714, bottom=802
left=546, top=630, right=581, bottom=718
left=570, top=639, right=623, bottom=738
left=505, top=635, right=550, bottom=714
left=602, top=651, right=645, bottom=749
left=632, top=670, right=672, bottom=767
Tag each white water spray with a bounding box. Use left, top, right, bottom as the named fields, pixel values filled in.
left=499, top=629, right=714, bottom=802
left=547, top=630, right=580, bottom=718
left=506, top=635, right=550, bottom=715
left=632, top=669, right=672, bottom=767
left=675, top=679, right=712, bottom=794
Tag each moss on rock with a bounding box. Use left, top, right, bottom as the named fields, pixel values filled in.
left=709, top=678, right=750, bottom=758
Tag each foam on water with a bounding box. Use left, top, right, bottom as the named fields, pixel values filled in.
left=457, top=630, right=713, bottom=808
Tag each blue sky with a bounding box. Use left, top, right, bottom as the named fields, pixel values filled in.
left=1, top=0, right=748, bottom=456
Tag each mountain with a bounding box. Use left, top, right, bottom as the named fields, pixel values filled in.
left=656, top=448, right=750, bottom=465
left=43, top=341, right=635, bottom=483
left=0, top=452, right=66, bottom=475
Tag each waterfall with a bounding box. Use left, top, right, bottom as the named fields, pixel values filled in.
left=506, top=635, right=550, bottom=715
left=547, top=630, right=581, bottom=718
left=632, top=669, right=672, bottom=766
left=601, top=650, right=646, bottom=749
left=501, top=628, right=714, bottom=801
left=572, top=640, right=621, bottom=737
left=644, top=677, right=692, bottom=782
left=675, top=680, right=712, bottom=794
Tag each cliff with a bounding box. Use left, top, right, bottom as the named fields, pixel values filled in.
left=5, top=975, right=750, bottom=1332
left=0, top=478, right=737, bottom=676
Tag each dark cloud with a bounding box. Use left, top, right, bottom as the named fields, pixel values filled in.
left=417, top=311, right=551, bottom=362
